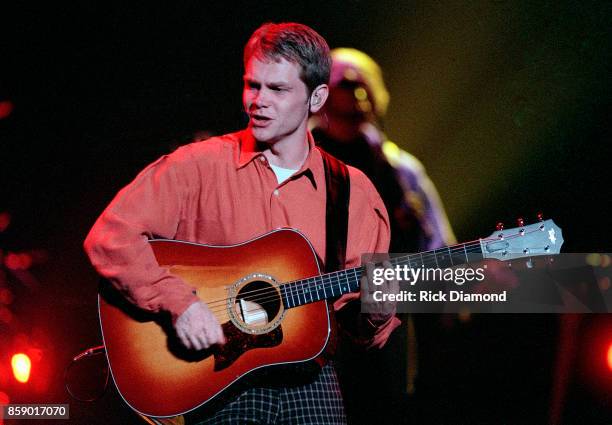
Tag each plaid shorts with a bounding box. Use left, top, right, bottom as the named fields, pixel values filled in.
left=193, top=363, right=346, bottom=425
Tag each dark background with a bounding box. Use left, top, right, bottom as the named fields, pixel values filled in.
left=1, top=1, right=611, bottom=424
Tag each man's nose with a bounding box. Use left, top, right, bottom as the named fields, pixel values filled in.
left=252, top=89, right=270, bottom=108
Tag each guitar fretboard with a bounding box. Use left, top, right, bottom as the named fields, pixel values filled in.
left=280, top=241, right=484, bottom=309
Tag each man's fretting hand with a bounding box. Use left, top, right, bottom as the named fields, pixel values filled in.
left=361, top=260, right=398, bottom=324
left=174, top=301, right=226, bottom=350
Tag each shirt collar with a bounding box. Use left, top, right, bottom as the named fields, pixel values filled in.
left=236, top=129, right=321, bottom=189
left=236, top=129, right=263, bottom=168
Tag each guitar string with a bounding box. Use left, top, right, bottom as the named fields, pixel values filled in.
left=208, top=270, right=360, bottom=316
left=208, top=238, right=482, bottom=307
left=203, top=240, right=484, bottom=310
left=205, top=227, right=548, bottom=322
left=203, top=223, right=548, bottom=310
left=204, top=241, right=486, bottom=314
left=207, top=254, right=485, bottom=318
left=208, top=268, right=360, bottom=322
left=207, top=268, right=362, bottom=316
left=205, top=241, right=486, bottom=315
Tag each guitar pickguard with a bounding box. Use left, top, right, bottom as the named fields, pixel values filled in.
left=214, top=321, right=283, bottom=371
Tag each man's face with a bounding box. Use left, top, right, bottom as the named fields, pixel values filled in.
left=243, top=56, right=311, bottom=144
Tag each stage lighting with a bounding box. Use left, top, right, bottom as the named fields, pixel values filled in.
left=11, top=353, right=31, bottom=384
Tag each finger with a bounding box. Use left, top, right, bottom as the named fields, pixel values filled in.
left=390, top=274, right=400, bottom=293
left=193, top=328, right=211, bottom=350
left=382, top=260, right=394, bottom=283
left=360, top=274, right=368, bottom=295
left=177, top=330, right=192, bottom=350
left=362, top=262, right=374, bottom=293
left=381, top=260, right=397, bottom=314
left=216, top=325, right=226, bottom=345
left=198, top=326, right=222, bottom=348
left=382, top=260, right=397, bottom=287
left=203, top=311, right=222, bottom=345
left=365, top=262, right=374, bottom=281
left=187, top=333, right=203, bottom=351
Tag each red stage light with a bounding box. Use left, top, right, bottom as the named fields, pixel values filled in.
left=11, top=353, right=31, bottom=383
left=607, top=342, right=612, bottom=372
left=0, top=212, right=10, bottom=232
left=0, top=287, right=13, bottom=305
left=0, top=306, right=13, bottom=325
left=4, top=252, right=33, bottom=270
left=0, top=390, right=9, bottom=425
left=0, top=101, right=13, bottom=120
left=0, top=391, right=8, bottom=425
left=4, top=253, right=21, bottom=270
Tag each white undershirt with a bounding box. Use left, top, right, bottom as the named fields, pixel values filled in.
left=269, top=163, right=298, bottom=184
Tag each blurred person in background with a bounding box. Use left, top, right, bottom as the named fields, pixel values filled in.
left=311, top=48, right=456, bottom=424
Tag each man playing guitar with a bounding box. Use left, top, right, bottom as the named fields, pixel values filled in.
left=85, top=22, right=399, bottom=424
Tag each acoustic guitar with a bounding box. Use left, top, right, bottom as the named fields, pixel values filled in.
left=99, top=219, right=563, bottom=418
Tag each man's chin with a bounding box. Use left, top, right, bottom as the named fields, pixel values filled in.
left=250, top=127, right=276, bottom=144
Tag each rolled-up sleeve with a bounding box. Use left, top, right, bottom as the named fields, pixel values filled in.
left=84, top=154, right=199, bottom=321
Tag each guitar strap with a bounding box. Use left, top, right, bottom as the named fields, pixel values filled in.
left=318, top=147, right=350, bottom=273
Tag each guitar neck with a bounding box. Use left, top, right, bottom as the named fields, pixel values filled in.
left=280, top=240, right=485, bottom=309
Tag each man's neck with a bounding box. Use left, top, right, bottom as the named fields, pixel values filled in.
left=260, top=131, right=310, bottom=169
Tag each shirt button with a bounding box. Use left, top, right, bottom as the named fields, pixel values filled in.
left=259, top=156, right=266, bottom=162
left=273, top=189, right=279, bottom=196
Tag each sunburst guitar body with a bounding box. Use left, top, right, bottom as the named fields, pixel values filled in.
left=99, top=229, right=331, bottom=418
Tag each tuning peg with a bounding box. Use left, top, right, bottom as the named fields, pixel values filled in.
left=517, top=217, right=524, bottom=227
left=496, top=222, right=504, bottom=231
left=537, top=212, right=544, bottom=221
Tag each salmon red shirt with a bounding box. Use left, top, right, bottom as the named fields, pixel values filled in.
left=84, top=129, right=399, bottom=347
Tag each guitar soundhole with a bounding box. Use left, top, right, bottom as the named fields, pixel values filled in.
left=229, top=276, right=285, bottom=334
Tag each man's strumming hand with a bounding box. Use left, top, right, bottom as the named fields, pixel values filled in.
left=174, top=301, right=226, bottom=350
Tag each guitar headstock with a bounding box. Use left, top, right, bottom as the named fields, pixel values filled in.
left=481, top=218, right=563, bottom=261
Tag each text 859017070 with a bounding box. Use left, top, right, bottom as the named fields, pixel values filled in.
left=2, top=404, right=69, bottom=419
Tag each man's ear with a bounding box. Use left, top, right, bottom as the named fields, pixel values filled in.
left=309, top=84, right=329, bottom=114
